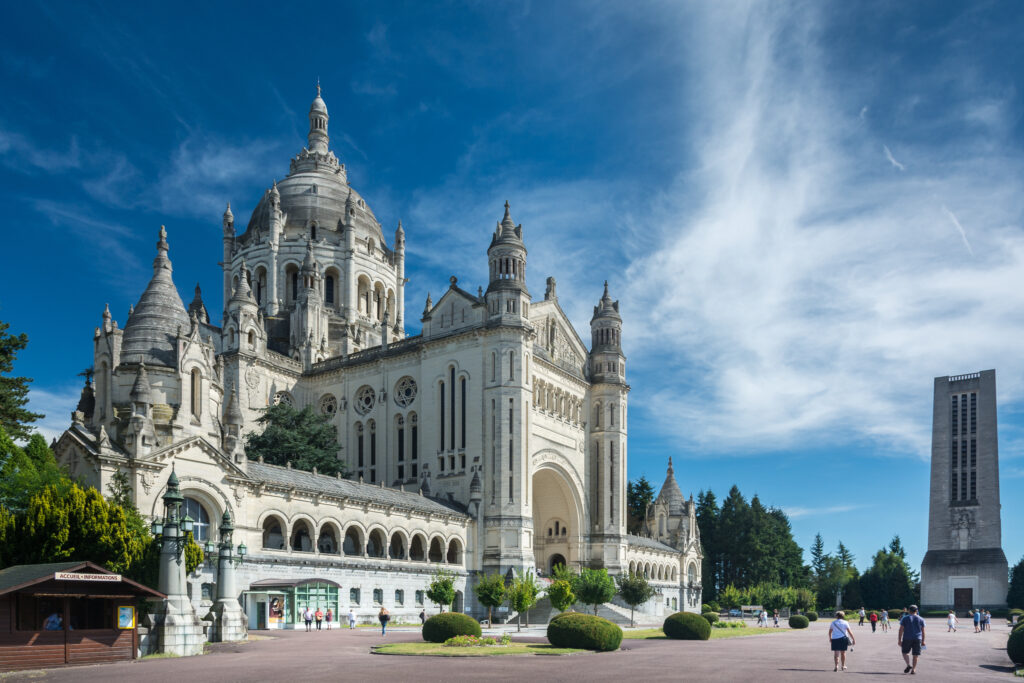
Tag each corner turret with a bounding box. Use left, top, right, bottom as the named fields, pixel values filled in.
left=484, top=201, right=531, bottom=322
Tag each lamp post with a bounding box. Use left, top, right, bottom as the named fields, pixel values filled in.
left=208, top=509, right=248, bottom=642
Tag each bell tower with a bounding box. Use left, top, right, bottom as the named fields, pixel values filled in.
left=485, top=202, right=531, bottom=322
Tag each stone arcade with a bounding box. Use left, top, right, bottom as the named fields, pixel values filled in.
left=53, top=87, right=702, bottom=632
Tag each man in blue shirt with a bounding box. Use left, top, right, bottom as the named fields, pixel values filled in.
left=897, top=604, right=927, bottom=675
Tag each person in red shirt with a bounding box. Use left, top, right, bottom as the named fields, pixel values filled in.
left=869, top=611, right=878, bottom=633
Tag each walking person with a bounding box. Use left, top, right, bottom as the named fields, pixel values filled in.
left=829, top=611, right=856, bottom=672
left=315, top=607, right=323, bottom=631
left=348, top=608, right=356, bottom=630
left=858, top=607, right=866, bottom=627
left=897, top=604, right=926, bottom=675
left=881, top=609, right=890, bottom=633
left=303, top=606, right=313, bottom=632
left=971, top=609, right=980, bottom=632
left=325, top=608, right=333, bottom=630
left=378, top=607, right=390, bottom=636
left=946, top=610, right=958, bottom=633
left=870, top=611, right=878, bottom=633
left=419, top=609, right=426, bottom=627
left=773, top=609, right=779, bottom=628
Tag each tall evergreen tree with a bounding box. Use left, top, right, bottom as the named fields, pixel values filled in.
left=695, top=490, right=719, bottom=600
left=810, top=533, right=827, bottom=581
left=1006, top=555, right=1024, bottom=609
left=246, top=403, right=347, bottom=476
left=837, top=542, right=855, bottom=569
left=858, top=547, right=915, bottom=609
left=0, top=321, right=43, bottom=441
left=888, top=535, right=907, bottom=560
left=626, top=476, right=655, bottom=534
left=717, top=486, right=750, bottom=588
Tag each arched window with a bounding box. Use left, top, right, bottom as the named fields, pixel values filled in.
left=247, top=330, right=255, bottom=349
left=460, top=377, right=466, bottom=449
left=491, top=352, right=497, bottom=381
left=410, top=412, right=418, bottom=478
left=291, top=270, right=299, bottom=301
left=182, top=497, right=210, bottom=542
left=356, top=422, right=364, bottom=470
left=687, top=564, right=696, bottom=586
left=190, top=369, right=201, bottom=417
left=368, top=420, right=376, bottom=483
left=325, top=275, right=335, bottom=304
left=509, top=351, right=514, bottom=380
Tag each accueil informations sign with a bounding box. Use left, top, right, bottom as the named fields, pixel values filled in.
left=54, top=572, right=122, bottom=582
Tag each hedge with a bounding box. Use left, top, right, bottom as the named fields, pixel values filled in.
left=789, top=615, right=809, bottom=629
left=546, top=612, right=622, bottom=651
left=663, top=611, right=711, bottom=641
left=701, top=611, right=719, bottom=624
left=422, top=612, right=481, bottom=643
left=1008, top=626, right=1024, bottom=665
left=701, top=603, right=712, bottom=613
left=806, top=611, right=818, bottom=622
left=888, top=609, right=903, bottom=621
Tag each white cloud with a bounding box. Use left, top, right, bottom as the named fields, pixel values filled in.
left=883, top=144, right=906, bottom=171
left=619, top=3, right=1024, bottom=458
left=941, top=205, right=974, bottom=256
left=25, top=385, right=82, bottom=445
left=785, top=504, right=863, bottom=519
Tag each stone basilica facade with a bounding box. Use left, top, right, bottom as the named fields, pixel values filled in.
left=54, top=88, right=701, bottom=627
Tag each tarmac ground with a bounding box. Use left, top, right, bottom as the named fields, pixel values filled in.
left=1, top=617, right=1017, bottom=682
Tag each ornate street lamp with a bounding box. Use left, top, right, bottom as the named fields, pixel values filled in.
left=152, top=468, right=192, bottom=563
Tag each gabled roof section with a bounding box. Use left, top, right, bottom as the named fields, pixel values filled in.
left=421, top=277, right=485, bottom=339
left=625, top=534, right=681, bottom=555
left=0, top=561, right=164, bottom=598
left=530, top=297, right=588, bottom=359
left=146, top=435, right=249, bottom=477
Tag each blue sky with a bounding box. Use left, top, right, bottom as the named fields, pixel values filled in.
left=1, top=1, right=1022, bottom=575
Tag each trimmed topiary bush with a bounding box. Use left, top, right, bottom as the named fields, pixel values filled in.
left=702, top=611, right=720, bottom=624
left=422, top=612, right=482, bottom=643
left=888, top=609, right=903, bottom=622
left=806, top=611, right=818, bottom=621
left=663, top=611, right=712, bottom=640
left=546, top=612, right=623, bottom=651
left=789, top=615, right=809, bottom=629
left=1008, top=625, right=1024, bottom=665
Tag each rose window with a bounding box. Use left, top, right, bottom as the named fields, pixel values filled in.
left=319, top=394, right=338, bottom=417
left=354, top=385, right=376, bottom=415
left=394, top=376, right=418, bottom=407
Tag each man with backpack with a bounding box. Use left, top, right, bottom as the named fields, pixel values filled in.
left=897, top=604, right=926, bottom=675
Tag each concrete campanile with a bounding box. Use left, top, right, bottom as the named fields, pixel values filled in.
left=920, top=369, right=1008, bottom=610
left=308, top=83, right=329, bottom=154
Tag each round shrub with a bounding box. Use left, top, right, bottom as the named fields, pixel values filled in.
left=663, top=611, right=711, bottom=641
left=789, top=615, right=809, bottom=629
left=1008, top=626, right=1024, bottom=665
left=701, top=603, right=712, bottom=613
left=806, top=611, right=818, bottom=621
left=888, top=609, right=903, bottom=621
left=702, top=611, right=720, bottom=624
left=546, top=612, right=622, bottom=651
left=422, top=612, right=481, bottom=643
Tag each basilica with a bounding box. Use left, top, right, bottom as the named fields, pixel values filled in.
left=53, top=87, right=702, bottom=627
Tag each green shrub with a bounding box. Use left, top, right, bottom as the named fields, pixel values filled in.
left=888, top=609, right=903, bottom=621
left=1008, top=626, right=1024, bottom=665
left=702, top=611, right=720, bottom=624
left=701, top=603, right=712, bottom=613
left=788, top=614, right=809, bottom=629
left=663, top=611, right=711, bottom=641
left=806, top=611, right=818, bottom=621
left=546, top=612, right=622, bottom=651
left=422, top=612, right=481, bottom=643
left=713, top=621, right=744, bottom=629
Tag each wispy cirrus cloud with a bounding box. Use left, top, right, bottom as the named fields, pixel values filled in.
left=883, top=144, right=905, bottom=171
left=785, top=504, right=863, bottom=519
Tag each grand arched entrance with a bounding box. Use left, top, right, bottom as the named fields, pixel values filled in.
left=531, top=463, right=584, bottom=575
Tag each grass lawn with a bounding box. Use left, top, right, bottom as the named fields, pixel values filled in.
left=373, top=642, right=585, bottom=656
left=623, top=626, right=798, bottom=640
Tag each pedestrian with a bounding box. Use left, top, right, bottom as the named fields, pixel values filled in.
left=378, top=607, right=390, bottom=636
left=869, top=611, right=878, bottom=633
left=419, top=609, right=426, bottom=627
left=881, top=609, right=890, bottom=633
left=325, top=608, right=333, bottom=630
left=984, top=610, right=991, bottom=631
left=315, top=607, right=323, bottom=631
left=858, top=607, right=866, bottom=627
left=303, top=606, right=313, bottom=632
left=946, top=610, right=957, bottom=633
left=829, top=610, right=856, bottom=672
left=773, top=609, right=779, bottom=628
left=972, top=609, right=980, bottom=633
left=897, top=604, right=926, bottom=675
left=348, top=608, right=356, bottom=629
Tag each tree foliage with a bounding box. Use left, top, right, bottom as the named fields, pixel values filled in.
left=507, top=570, right=541, bottom=631
left=616, top=571, right=656, bottom=626
left=547, top=579, right=576, bottom=613
left=473, top=572, right=507, bottom=624
left=184, top=531, right=204, bottom=575
left=426, top=569, right=457, bottom=612
left=0, top=321, right=43, bottom=441
left=626, top=477, right=655, bottom=534
left=574, top=568, right=616, bottom=615
left=1007, top=556, right=1024, bottom=609
left=245, top=403, right=347, bottom=476
left=858, top=546, right=915, bottom=609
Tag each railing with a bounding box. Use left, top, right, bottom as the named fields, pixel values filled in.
left=949, top=373, right=981, bottom=382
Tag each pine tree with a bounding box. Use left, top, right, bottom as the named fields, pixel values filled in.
left=837, top=542, right=855, bottom=569
left=696, top=490, right=719, bottom=600
left=0, top=321, right=43, bottom=441
left=1006, top=556, right=1024, bottom=609
left=246, top=403, right=347, bottom=476
left=626, top=477, right=655, bottom=534
left=811, top=533, right=827, bottom=579
left=888, top=535, right=906, bottom=560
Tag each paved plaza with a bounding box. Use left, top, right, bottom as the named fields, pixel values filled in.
left=1, top=618, right=1016, bottom=682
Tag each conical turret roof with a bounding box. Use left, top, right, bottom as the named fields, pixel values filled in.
left=121, top=227, right=190, bottom=367
left=655, top=457, right=686, bottom=516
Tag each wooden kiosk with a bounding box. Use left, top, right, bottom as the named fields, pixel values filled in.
left=0, top=561, right=165, bottom=671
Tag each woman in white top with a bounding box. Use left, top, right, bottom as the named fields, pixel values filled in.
left=947, top=610, right=958, bottom=632
left=829, top=611, right=856, bottom=672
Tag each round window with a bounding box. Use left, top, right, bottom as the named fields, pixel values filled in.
left=354, top=386, right=376, bottom=415
left=394, top=376, right=418, bottom=407
left=273, top=391, right=294, bottom=406
left=319, top=394, right=338, bottom=416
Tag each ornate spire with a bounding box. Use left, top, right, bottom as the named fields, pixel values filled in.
left=130, top=360, right=152, bottom=405
left=223, top=202, right=234, bottom=228
left=154, top=225, right=171, bottom=272
left=308, top=83, right=329, bottom=154
left=233, top=259, right=254, bottom=301
left=224, top=385, right=243, bottom=426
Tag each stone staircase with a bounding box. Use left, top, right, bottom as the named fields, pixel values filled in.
left=501, top=597, right=638, bottom=628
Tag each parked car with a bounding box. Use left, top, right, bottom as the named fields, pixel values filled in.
left=728, top=608, right=742, bottom=617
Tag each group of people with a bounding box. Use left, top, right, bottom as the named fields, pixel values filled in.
left=755, top=609, right=780, bottom=627
left=969, top=609, right=993, bottom=632
left=299, top=606, right=429, bottom=635
left=829, top=604, right=927, bottom=675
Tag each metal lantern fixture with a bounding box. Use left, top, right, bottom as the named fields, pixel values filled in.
left=218, top=510, right=246, bottom=567
left=153, top=467, right=192, bottom=562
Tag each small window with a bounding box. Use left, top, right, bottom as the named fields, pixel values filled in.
left=395, top=590, right=404, bottom=606
left=350, top=588, right=361, bottom=605
left=373, top=588, right=383, bottom=605
left=247, top=330, right=255, bottom=349
left=415, top=590, right=425, bottom=606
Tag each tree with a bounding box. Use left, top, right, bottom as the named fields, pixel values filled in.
left=106, top=469, right=133, bottom=509
left=810, top=533, right=827, bottom=580
left=626, top=477, right=655, bottom=534
left=184, top=530, right=204, bottom=575
left=858, top=548, right=914, bottom=609
left=426, top=569, right=457, bottom=612
left=0, top=321, right=43, bottom=441
left=1006, top=556, right=1024, bottom=609
left=1, top=425, right=69, bottom=513
left=473, top=572, right=506, bottom=625
left=245, top=403, right=347, bottom=476
left=616, top=572, right=656, bottom=626
left=836, top=542, right=855, bottom=570
left=695, top=490, right=719, bottom=601
left=888, top=535, right=907, bottom=560
left=574, top=568, right=616, bottom=615
left=547, top=579, right=576, bottom=613
left=718, top=584, right=746, bottom=609
left=507, top=570, right=541, bottom=631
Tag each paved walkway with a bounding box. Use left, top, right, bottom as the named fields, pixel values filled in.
left=2, top=619, right=1015, bottom=682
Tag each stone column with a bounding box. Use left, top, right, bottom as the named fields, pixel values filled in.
left=208, top=511, right=247, bottom=642
left=154, top=469, right=205, bottom=656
